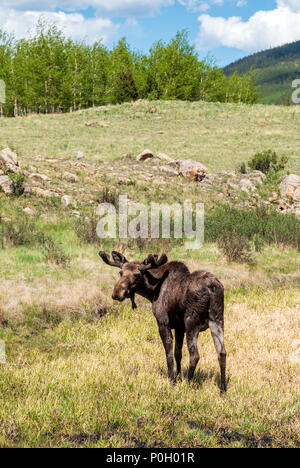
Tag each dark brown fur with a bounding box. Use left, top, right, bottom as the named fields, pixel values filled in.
left=99, top=251, right=227, bottom=393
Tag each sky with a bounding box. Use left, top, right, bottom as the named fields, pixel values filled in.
left=0, top=1, right=300, bottom=66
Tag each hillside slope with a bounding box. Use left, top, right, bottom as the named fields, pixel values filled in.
left=224, top=41, right=300, bottom=104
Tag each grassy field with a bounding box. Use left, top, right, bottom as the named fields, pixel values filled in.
left=0, top=101, right=299, bottom=448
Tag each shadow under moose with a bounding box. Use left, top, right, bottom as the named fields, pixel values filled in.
left=99, top=251, right=227, bottom=394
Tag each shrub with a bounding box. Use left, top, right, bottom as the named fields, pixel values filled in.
left=10, top=172, right=27, bottom=197
left=217, top=232, right=255, bottom=264
left=43, top=237, right=71, bottom=268
left=96, top=186, right=119, bottom=206
left=205, top=203, right=300, bottom=251
left=75, top=211, right=101, bottom=245
left=248, top=150, right=288, bottom=174
left=0, top=215, right=39, bottom=247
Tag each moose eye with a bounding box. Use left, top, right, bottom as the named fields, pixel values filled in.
left=119, top=271, right=123, bottom=277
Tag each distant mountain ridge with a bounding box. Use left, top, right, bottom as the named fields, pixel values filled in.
left=224, top=41, right=300, bottom=104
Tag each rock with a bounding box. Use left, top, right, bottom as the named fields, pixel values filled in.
left=117, top=177, right=131, bottom=185
left=0, top=148, right=20, bottom=174
left=280, top=174, right=300, bottom=199
left=156, top=152, right=174, bottom=163
left=160, top=165, right=179, bottom=176
left=29, top=173, right=51, bottom=183
left=239, top=178, right=256, bottom=192
left=71, top=210, right=81, bottom=218
left=293, top=187, right=300, bottom=202
left=136, top=149, right=154, bottom=162
left=23, top=207, right=35, bottom=216
left=85, top=121, right=98, bottom=127
left=248, top=170, right=266, bottom=185
left=77, top=151, right=84, bottom=160
left=0, top=175, right=13, bottom=195
left=63, top=172, right=78, bottom=183
left=32, top=187, right=58, bottom=198
left=171, top=159, right=208, bottom=182
left=61, top=195, right=75, bottom=208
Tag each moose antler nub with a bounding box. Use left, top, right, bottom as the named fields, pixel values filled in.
left=139, top=253, right=168, bottom=271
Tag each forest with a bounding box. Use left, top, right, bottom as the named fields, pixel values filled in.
left=0, top=22, right=257, bottom=117
left=224, top=40, right=300, bottom=104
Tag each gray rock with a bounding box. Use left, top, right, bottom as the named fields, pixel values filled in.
left=136, top=149, right=154, bottom=162
left=63, top=172, right=79, bottom=183
left=0, top=175, right=13, bottom=195
left=280, top=174, right=300, bottom=199
left=160, top=165, right=179, bottom=176
left=61, top=195, right=76, bottom=208
left=171, top=159, right=208, bottom=181
left=156, top=152, right=174, bottom=163
left=0, top=148, right=20, bottom=174
left=29, top=173, right=51, bottom=183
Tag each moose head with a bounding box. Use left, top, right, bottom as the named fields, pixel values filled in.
left=99, top=251, right=168, bottom=309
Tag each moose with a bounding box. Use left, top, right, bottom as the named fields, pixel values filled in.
left=99, top=251, right=227, bottom=393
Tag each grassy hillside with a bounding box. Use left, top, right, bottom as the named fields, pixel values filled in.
left=224, top=41, right=300, bottom=105
left=0, top=101, right=299, bottom=448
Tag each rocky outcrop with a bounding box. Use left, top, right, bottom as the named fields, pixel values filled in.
left=0, top=175, right=13, bottom=194
left=0, top=148, right=20, bottom=174
left=136, top=149, right=154, bottom=162
left=170, top=159, right=208, bottom=181
left=280, top=174, right=300, bottom=200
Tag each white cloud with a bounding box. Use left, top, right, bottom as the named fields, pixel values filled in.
left=178, top=0, right=223, bottom=12
left=196, top=5, right=300, bottom=52
left=1, top=1, right=174, bottom=16
left=277, top=0, right=300, bottom=12
left=0, top=7, right=118, bottom=43
left=236, top=0, right=247, bottom=7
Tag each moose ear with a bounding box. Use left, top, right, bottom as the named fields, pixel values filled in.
left=111, top=251, right=128, bottom=264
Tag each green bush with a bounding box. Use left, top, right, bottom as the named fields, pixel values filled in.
left=10, top=172, right=27, bottom=197
left=205, top=203, right=300, bottom=251
left=217, top=232, right=255, bottom=264
left=248, top=150, right=288, bottom=174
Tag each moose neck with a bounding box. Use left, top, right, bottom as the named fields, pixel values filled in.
left=136, top=267, right=168, bottom=303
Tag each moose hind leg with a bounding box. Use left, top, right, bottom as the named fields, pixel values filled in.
left=209, top=320, right=226, bottom=394
left=186, top=329, right=200, bottom=382
left=158, top=323, right=174, bottom=382
left=174, top=329, right=185, bottom=378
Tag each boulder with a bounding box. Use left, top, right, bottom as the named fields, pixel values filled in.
left=280, top=174, right=300, bottom=199
left=156, top=152, right=174, bottom=163
left=23, top=207, right=35, bottom=216
left=171, top=159, right=208, bottom=182
left=136, top=149, right=154, bottom=162
left=0, top=175, right=13, bottom=195
left=31, top=187, right=58, bottom=198
left=239, top=178, right=256, bottom=192
left=0, top=148, right=20, bottom=174
left=61, top=195, right=76, bottom=208
left=293, top=187, right=300, bottom=202
left=29, top=173, right=51, bottom=183
left=160, top=165, right=179, bottom=177
left=63, top=172, right=78, bottom=183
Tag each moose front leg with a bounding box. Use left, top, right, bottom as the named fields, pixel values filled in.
left=130, top=293, right=137, bottom=310
left=158, top=322, right=174, bottom=382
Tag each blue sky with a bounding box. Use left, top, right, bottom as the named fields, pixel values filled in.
left=1, top=1, right=300, bottom=67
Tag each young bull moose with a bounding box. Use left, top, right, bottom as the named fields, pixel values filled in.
left=99, top=251, right=227, bottom=393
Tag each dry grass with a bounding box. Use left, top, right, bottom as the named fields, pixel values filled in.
left=0, top=100, right=299, bottom=447
left=0, top=285, right=299, bottom=448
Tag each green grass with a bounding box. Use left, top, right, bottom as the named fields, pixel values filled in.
left=0, top=100, right=300, bottom=448
left=0, top=100, right=300, bottom=172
